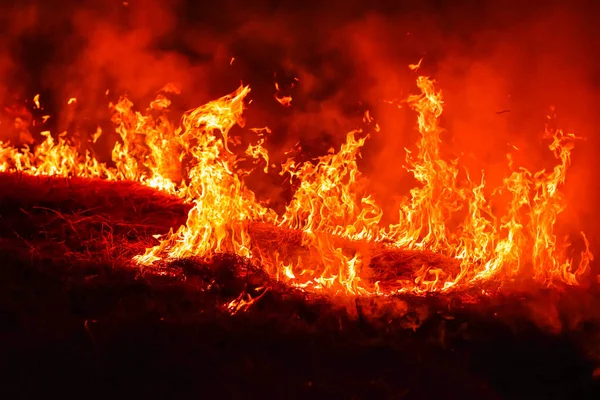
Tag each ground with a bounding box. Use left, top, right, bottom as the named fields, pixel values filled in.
left=0, top=172, right=598, bottom=399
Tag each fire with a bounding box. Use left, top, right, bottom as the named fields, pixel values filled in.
left=0, top=69, right=592, bottom=298
left=33, top=94, right=41, bottom=109
left=408, top=58, right=423, bottom=71
left=134, top=85, right=276, bottom=265
left=274, top=82, right=292, bottom=107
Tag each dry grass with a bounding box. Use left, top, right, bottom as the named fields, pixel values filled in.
left=0, top=173, right=187, bottom=265
left=0, top=172, right=599, bottom=399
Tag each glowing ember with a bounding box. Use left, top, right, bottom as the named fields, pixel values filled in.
left=0, top=68, right=592, bottom=297
left=33, top=94, right=41, bottom=109
left=274, top=82, right=293, bottom=107
left=408, top=58, right=423, bottom=71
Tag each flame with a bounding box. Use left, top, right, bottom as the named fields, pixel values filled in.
left=274, top=82, right=292, bottom=107
left=91, top=126, right=102, bottom=144
left=409, top=58, right=423, bottom=71
left=0, top=131, right=110, bottom=178
left=226, top=287, right=270, bottom=315
left=134, top=85, right=276, bottom=265
left=0, top=71, right=592, bottom=300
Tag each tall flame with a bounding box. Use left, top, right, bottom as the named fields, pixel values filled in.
left=134, top=85, right=276, bottom=265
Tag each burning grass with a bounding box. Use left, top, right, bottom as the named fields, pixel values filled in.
left=0, top=171, right=599, bottom=398
left=1, top=74, right=592, bottom=296
left=0, top=172, right=187, bottom=270
left=248, top=221, right=464, bottom=294
left=0, top=170, right=595, bottom=326
left=0, top=171, right=457, bottom=289
left=0, top=171, right=591, bottom=310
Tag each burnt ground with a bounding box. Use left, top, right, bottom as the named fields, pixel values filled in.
left=0, top=172, right=599, bottom=399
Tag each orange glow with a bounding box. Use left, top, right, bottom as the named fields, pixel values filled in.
left=0, top=69, right=592, bottom=300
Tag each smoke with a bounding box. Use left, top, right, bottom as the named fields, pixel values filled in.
left=0, top=0, right=598, bottom=268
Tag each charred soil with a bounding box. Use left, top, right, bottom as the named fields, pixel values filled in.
left=0, top=172, right=598, bottom=399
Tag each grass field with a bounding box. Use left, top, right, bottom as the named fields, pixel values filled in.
left=0, top=172, right=598, bottom=399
